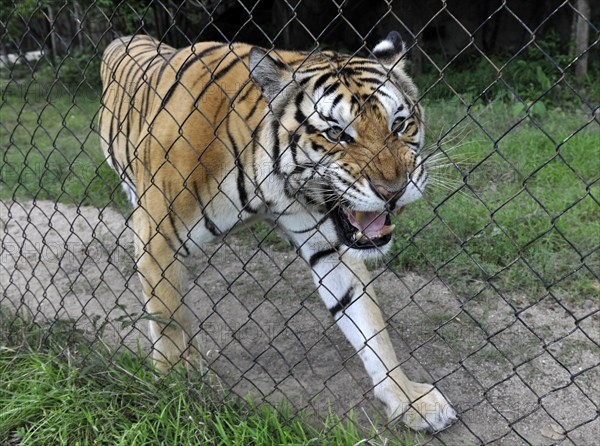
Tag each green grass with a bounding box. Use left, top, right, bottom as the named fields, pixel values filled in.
left=0, top=83, right=130, bottom=212
left=0, top=310, right=402, bottom=446
left=1, top=75, right=598, bottom=301
left=391, top=99, right=599, bottom=301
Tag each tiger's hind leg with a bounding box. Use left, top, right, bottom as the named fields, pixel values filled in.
left=131, top=205, right=204, bottom=373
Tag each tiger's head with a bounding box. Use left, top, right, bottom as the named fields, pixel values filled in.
left=250, top=32, right=426, bottom=253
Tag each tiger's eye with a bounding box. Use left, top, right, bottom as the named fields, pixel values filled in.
left=325, top=126, right=353, bottom=143
left=392, top=117, right=408, bottom=134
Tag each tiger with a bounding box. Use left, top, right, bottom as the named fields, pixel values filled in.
left=98, top=31, right=456, bottom=431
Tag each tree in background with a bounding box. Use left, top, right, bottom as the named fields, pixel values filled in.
left=1, top=0, right=595, bottom=96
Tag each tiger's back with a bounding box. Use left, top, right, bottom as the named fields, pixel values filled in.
left=99, top=35, right=305, bottom=212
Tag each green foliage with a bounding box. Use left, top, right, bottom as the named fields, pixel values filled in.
left=59, top=50, right=103, bottom=89
left=0, top=0, right=46, bottom=45
left=416, top=32, right=599, bottom=106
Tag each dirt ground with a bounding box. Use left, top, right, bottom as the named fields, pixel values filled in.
left=1, top=199, right=598, bottom=445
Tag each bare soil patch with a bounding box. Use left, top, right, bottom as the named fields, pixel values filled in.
left=1, top=200, right=598, bottom=445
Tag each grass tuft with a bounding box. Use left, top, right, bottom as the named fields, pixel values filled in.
left=0, top=309, right=399, bottom=446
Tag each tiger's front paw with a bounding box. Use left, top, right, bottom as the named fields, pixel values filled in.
left=379, top=381, right=457, bottom=432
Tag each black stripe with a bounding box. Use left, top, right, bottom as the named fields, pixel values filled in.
left=108, top=105, right=121, bottom=170
left=245, top=95, right=262, bottom=120
left=329, top=287, right=354, bottom=317
left=289, top=133, right=301, bottom=167
left=166, top=195, right=190, bottom=257
left=162, top=182, right=189, bottom=256
left=104, top=39, right=142, bottom=68
left=103, top=45, right=124, bottom=77
left=109, top=40, right=157, bottom=72
left=192, top=54, right=248, bottom=107
left=191, top=180, right=220, bottom=236
left=122, top=53, right=158, bottom=167
left=154, top=50, right=178, bottom=85
left=373, top=48, right=400, bottom=61
left=239, top=82, right=257, bottom=102
left=113, top=51, right=150, bottom=116
left=158, top=43, right=225, bottom=109
left=251, top=136, right=267, bottom=205
left=350, top=65, right=386, bottom=77
left=299, top=65, right=331, bottom=74
left=113, top=50, right=158, bottom=172
left=226, top=121, right=254, bottom=213
left=349, top=95, right=360, bottom=113
left=103, top=108, right=120, bottom=174
left=142, top=138, right=151, bottom=173
left=140, top=57, right=167, bottom=129
left=311, top=141, right=325, bottom=152
left=322, top=81, right=341, bottom=96
left=322, top=115, right=339, bottom=125
left=374, top=89, right=394, bottom=101
left=358, top=77, right=387, bottom=86
left=290, top=213, right=331, bottom=233
left=304, top=123, right=318, bottom=134
left=309, top=247, right=337, bottom=267
left=295, top=107, right=306, bottom=124
left=138, top=53, right=174, bottom=132
left=212, top=96, right=227, bottom=123
left=313, top=72, right=331, bottom=91
left=329, top=93, right=344, bottom=110
left=271, top=120, right=281, bottom=174
left=294, top=91, right=304, bottom=110
left=334, top=170, right=358, bottom=190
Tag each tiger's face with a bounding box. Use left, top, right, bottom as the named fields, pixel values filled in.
left=251, top=32, right=426, bottom=252
left=303, top=71, right=426, bottom=251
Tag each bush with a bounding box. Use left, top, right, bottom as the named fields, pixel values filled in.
left=34, top=50, right=102, bottom=93
left=416, top=32, right=599, bottom=106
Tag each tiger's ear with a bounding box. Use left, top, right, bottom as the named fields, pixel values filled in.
left=249, top=47, right=290, bottom=102
left=372, top=31, right=407, bottom=70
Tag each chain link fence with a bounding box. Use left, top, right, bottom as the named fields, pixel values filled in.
left=1, top=0, right=598, bottom=444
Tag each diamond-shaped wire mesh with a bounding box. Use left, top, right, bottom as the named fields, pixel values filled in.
left=1, top=0, right=598, bottom=443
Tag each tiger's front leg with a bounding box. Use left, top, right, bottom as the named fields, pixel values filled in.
left=314, top=251, right=455, bottom=430
left=286, top=225, right=456, bottom=431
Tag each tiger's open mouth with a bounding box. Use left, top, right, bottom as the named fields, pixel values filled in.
left=334, top=206, right=395, bottom=249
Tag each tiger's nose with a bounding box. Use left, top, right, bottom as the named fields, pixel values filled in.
left=375, top=185, right=393, bottom=198
left=373, top=182, right=406, bottom=201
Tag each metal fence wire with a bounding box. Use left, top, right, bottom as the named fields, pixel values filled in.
left=1, top=0, right=598, bottom=444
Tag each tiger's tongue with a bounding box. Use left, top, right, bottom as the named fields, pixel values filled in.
left=345, top=210, right=388, bottom=238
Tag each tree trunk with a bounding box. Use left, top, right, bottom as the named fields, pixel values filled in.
left=47, top=4, right=58, bottom=60
left=573, top=0, right=590, bottom=80
left=412, top=34, right=424, bottom=76
left=72, top=0, right=84, bottom=51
